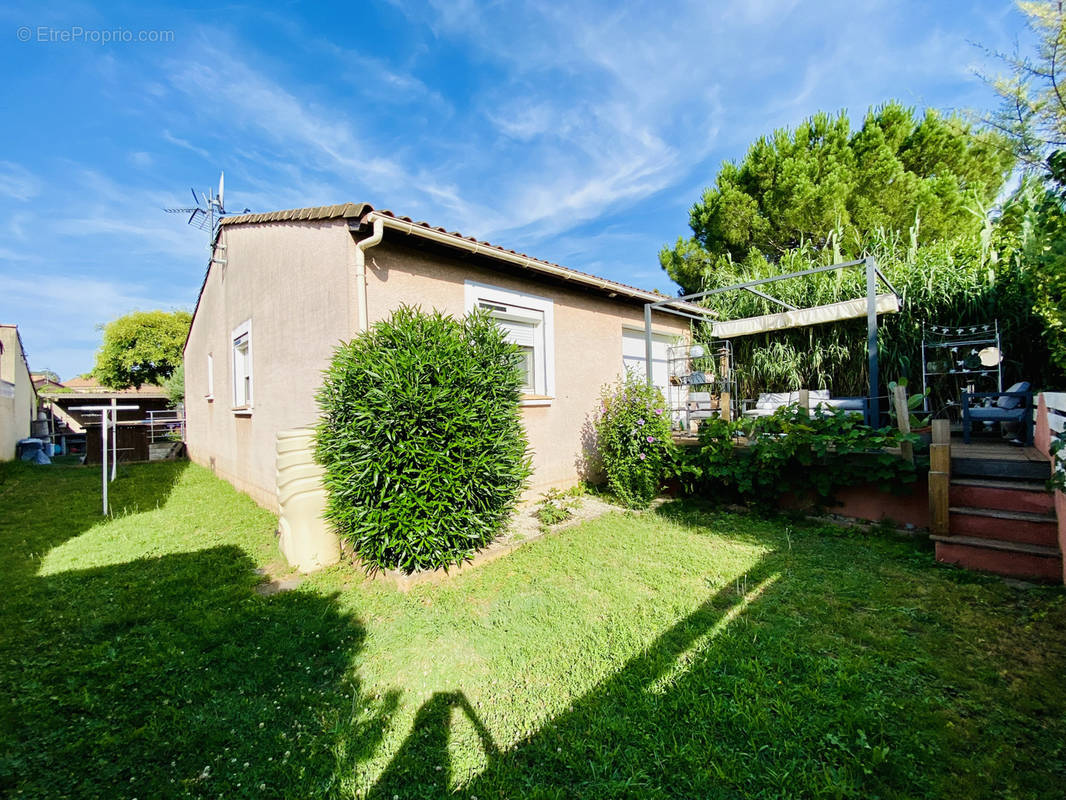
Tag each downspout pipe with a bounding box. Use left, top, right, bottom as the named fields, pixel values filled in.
left=354, top=217, right=384, bottom=333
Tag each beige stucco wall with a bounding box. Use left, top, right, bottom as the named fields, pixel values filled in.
left=183, top=220, right=356, bottom=509
left=0, top=326, right=36, bottom=461
left=184, top=223, right=689, bottom=508
left=363, top=239, right=690, bottom=495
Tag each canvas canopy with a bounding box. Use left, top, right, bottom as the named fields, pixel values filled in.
left=710, top=293, right=900, bottom=339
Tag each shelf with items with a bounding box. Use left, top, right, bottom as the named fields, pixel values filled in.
left=666, top=340, right=736, bottom=431
left=921, top=321, right=1003, bottom=412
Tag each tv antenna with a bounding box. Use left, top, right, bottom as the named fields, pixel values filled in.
left=165, top=171, right=249, bottom=245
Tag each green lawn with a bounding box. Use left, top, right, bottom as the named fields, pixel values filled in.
left=1, top=460, right=1064, bottom=799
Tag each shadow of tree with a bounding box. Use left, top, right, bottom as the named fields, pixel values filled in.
left=369, top=691, right=499, bottom=798
left=0, top=460, right=393, bottom=798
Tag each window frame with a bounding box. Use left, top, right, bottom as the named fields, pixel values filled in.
left=464, top=281, right=554, bottom=405
left=205, top=352, right=214, bottom=401
left=231, top=319, right=253, bottom=414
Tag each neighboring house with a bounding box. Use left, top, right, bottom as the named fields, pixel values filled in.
left=184, top=203, right=701, bottom=510
left=31, top=373, right=67, bottom=393
left=0, top=325, right=38, bottom=460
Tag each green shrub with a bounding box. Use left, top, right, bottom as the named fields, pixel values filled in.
left=674, top=406, right=920, bottom=508
left=535, top=487, right=580, bottom=532
left=594, top=374, right=675, bottom=508
left=315, top=306, right=531, bottom=572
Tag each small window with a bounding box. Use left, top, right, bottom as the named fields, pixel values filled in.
left=487, top=311, right=539, bottom=393
left=206, top=353, right=214, bottom=400
left=232, top=321, right=252, bottom=410
left=466, top=283, right=554, bottom=400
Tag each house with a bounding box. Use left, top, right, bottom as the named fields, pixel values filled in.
left=183, top=204, right=700, bottom=510
left=0, top=325, right=38, bottom=460
left=31, top=373, right=67, bottom=393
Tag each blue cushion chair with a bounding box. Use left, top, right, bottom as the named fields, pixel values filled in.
left=961, top=381, right=1033, bottom=444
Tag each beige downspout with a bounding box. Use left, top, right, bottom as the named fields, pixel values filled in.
left=354, top=217, right=384, bottom=332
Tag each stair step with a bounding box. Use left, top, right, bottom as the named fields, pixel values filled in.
left=949, top=483, right=1054, bottom=515
left=951, top=477, right=1049, bottom=493
left=948, top=506, right=1058, bottom=546
left=931, top=534, right=1060, bottom=556
left=932, top=535, right=1062, bottom=582
left=948, top=506, right=1055, bottom=523
left=952, top=457, right=1051, bottom=481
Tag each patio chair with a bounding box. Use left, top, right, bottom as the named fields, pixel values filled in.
left=961, top=381, right=1033, bottom=444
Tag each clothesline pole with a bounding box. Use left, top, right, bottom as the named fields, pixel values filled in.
left=70, top=403, right=139, bottom=515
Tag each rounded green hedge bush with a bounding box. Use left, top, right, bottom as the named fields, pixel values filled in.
left=315, top=306, right=531, bottom=573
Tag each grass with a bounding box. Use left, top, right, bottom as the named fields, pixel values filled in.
left=1, top=460, right=1065, bottom=798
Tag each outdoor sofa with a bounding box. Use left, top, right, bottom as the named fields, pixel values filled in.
left=742, top=390, right=866, bottom=419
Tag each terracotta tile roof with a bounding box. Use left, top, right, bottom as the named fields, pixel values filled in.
left=218, top=203, right=709, bottom=314
left=63, top=376, right=99, bottom=388
left=219, top=203, right=372, bottom=227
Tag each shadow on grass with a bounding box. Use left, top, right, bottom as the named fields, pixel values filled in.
left=369, top=557, right=791, bottom=800
left=368, top=501, right=1066, bottom=799
left=0, top=460, right=393, bottom=798
left=0, top=458, right=190, bottom=586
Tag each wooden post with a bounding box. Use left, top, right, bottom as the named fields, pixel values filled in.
left=893, top=384, right=914, bottom=465
left=798, top=389, right=810, bottom=413
left=928, top=419, right=951, bottom=536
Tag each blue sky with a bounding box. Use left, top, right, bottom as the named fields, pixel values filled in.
left=0, top=0, right=1031, bottom=379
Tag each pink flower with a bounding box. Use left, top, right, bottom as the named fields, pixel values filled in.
left=646, top=435, right=655, bottom=443
left=653, top=408, right=663, bottom=416
left=638, top=452, right=646, bottom=460
left=637, top=418, right=645, bottom=426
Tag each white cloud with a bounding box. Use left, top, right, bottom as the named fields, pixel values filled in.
left=162, top=130, right=211, bottom=160
left=0, top=273, right=191, bottom=378
left=0, top=162, right=41, bottom=201
left=129, top=151, right=154, bottom=168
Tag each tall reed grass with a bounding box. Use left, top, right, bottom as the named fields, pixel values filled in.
left=694, top=224, right=1048, bottom=407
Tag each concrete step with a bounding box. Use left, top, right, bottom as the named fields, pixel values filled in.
left=932, top=535, right=1062, bottom=582
left=948, top=506, right=1058, bottom=547
left=949, top=479, right=1055, bottom=515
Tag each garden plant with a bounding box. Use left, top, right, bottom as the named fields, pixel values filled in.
left=594, top=373, right=675, bottom=508
left=675, top=405, right=920, bottom=508
left=315, top=306, right=531, bottom=572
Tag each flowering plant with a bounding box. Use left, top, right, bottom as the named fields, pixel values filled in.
left=593, top=372, right=675, bottom=508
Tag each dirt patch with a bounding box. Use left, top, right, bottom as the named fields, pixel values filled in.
left=255, top=575, right=306, bottom=595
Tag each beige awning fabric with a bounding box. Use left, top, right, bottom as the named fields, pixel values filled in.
left=710, top=293, right=900, bottom=339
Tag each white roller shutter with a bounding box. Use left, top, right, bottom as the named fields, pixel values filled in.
left=622, top=329, right=673, bottom=395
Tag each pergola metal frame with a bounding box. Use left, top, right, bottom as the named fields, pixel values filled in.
left=643, top=257, right=901, bottom=426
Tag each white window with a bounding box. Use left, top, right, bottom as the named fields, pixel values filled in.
left=464, top=281, right=554, bottom=402
left=231, top=320, right=252, bottom=410
left=206, top=353, right=214, bottom=400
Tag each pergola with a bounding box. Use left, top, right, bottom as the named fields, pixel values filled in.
left=643, top=257, right=902, bottom=426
